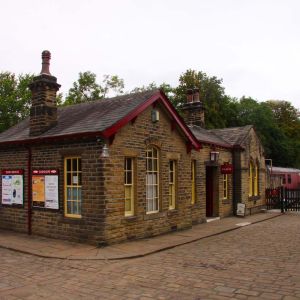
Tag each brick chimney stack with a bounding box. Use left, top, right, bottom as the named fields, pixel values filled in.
left=182, top=88, right=205, bottom=127
left=29, top=51, right=61, bottom=136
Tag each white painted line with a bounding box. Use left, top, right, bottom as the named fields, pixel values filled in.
left=235, top=222, right=251, bottom=227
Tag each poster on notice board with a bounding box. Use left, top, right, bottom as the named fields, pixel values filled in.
left=32, top=170, right=59, bottom=209
left=1, top=170, right=24, bottom=206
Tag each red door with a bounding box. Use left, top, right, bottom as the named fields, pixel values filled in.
left=206, top=167, right=214, bottom=217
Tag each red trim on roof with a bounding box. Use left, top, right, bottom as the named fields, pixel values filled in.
left=101, top=90, right=201, bottom=150
left=0, top=131, right=104, bottom=147
left=0, top=91, right=202, bottom=150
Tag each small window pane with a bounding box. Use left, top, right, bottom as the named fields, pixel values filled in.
left=67, top=187, right=72, bottom=200
left=66, top=159, right=71, bottom=172
left=67, top=173, right=71, bottom=185
left=78, top=188, right=82, bottom=200
left=72, top=159, right=77, bottom=172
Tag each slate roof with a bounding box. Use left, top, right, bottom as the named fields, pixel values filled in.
left=208, top=125, right=253, bottom=147
left=0, top=86, right=253, bottom=150
left=0, top=90, right=159, bottom=143
left=189, top=125, right=231, bottom=148
left=0, top=89, right=200, bottom=150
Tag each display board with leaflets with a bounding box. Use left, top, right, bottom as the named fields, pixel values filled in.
left=32, top=170, right=59, bottom=209
left=1, top=170, right=24, bottom=206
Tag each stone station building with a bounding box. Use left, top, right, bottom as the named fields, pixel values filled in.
left=0, top=51, right=266, bottom=245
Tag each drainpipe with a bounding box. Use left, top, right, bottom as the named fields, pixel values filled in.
left=232, top=148, right=237, bottom=216
left=27, top=146, right=32, bottom=235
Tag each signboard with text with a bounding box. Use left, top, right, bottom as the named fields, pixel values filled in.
left=32, top=170, right=59, bottom=209
left=236, top=203, right=246, bottom=216
left=221, top=164, right=233, bottom=174
left=1, top=170, right=24, bottom=206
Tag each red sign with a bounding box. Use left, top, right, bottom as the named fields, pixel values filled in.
left=32, top=169, right=58, bottom=175
left=2, top=169, right=24, bottom=175
left=221, top=164, right=233, bottom=174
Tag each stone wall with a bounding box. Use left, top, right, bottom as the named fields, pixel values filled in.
left=102, top=104, right=206, bottom=244
left=240, top=128, right=266, bottom=215
left=0, top=140, right=106, bottom=245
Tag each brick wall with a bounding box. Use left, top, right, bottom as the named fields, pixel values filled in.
left=0, top=140, right=106, bottom=245
left=240, top=128, right=266, bottom=215
left=0, top=103, right=254, bottom=245
left=102, top=105, right=234, bottom=244
left=102, top=104, right=205, bottom=244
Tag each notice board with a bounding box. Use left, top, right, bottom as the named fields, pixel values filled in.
left=1, top=170, right=24, bottom=206
left=32, top=170, right=59, bottom=209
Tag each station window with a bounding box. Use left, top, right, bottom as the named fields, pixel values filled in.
left=124, top=157, right=134, bottom=216
left=146, top=147, right=159, bottom=213
left=169, top=160, right=176, bottom=210
left=223, top=174, right=228, bottom=199
left=64, top=157, right=82, bottom=218
left=191, top=160, right=196, bottom=204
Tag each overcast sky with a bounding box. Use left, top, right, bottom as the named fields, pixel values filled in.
left=1, top=0, right=299, bottom=109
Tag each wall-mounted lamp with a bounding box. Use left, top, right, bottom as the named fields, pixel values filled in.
left=151, top=109, right=159, bottom=123
left=101, top=144, right=109, bottom=158
left=210, top=151, right=219, bottom=162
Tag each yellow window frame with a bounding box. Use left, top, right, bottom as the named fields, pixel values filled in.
left=254, top=164, right=258, bottom=196
left=124, top=157, right=134, bottom=216
left=146, top=147, right=159, bottom=213
left=191, top=160, right=196, bottom=204
left=169, top=160, right=176, bottom=210
left=64, top=157, right=82, bottom=218
left=249, top=161, right=253, bottom=197
left=223, top=174, right=228, bottom=199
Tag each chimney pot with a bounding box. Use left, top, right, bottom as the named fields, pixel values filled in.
left=186, top=88, right=193, bottom=103
left=40, top=50, right=51, bottom=75
left=193, top=88, right=200, bottom=102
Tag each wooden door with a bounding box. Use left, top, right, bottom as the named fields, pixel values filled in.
left=206, top=167, right=214, bottom=217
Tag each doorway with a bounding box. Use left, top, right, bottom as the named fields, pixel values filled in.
left=206, top=166, right=219, bottom=217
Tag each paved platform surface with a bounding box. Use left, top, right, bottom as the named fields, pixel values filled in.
left=0, top=211, right=282, bottom=260
left=0, top=212, right=299, bottom=299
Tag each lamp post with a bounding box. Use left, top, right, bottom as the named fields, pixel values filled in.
left=265, top=159, right=273, bottom=188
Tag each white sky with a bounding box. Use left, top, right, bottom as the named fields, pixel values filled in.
left=1, top=0, right=300, bottom=109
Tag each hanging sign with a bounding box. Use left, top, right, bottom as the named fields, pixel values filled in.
left=32, top=170, right=59, bottom=209
left=1, top=170, right=24, bottom=205
left=221, top=164, right=233, bottom=174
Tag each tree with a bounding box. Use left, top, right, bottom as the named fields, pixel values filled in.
left=102, top=75, right=124, bottom=98
left=64, top=71, right=124, bottom=105
left=172, top=69, right=233, bottom=129
left=265, top=100, right=300, bottom=139
left=0, top=72, right=34, bottom=132
left=224, top=97, right=300, bottom=168
left=130, top=82, right=174, bottom=99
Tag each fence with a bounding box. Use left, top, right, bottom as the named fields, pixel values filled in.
left=266, top=187, right=300, bottom=212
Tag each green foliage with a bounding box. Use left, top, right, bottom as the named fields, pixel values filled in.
left=64, top=72, right=124, bottom=105
left=102, top=75, right=124, bottom=98
left=0, top=67, right=299, bottom=168
left=265, top=100, right=300, bottom=139
left=169, top=69, right=300, bottom=168
left=172, top=69, right=233, bottom=129
left=0, top=72, right=34, bottom=132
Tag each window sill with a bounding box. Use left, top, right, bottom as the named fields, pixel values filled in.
left=144, top=211, right=166, bottom=220
left=167, top=209, right=178, bottom=216
left=58, top=216, right=85, bottom=225
left=248, top=195, right=261, bottom=201
left=121, top=215, right=138, bottom=224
